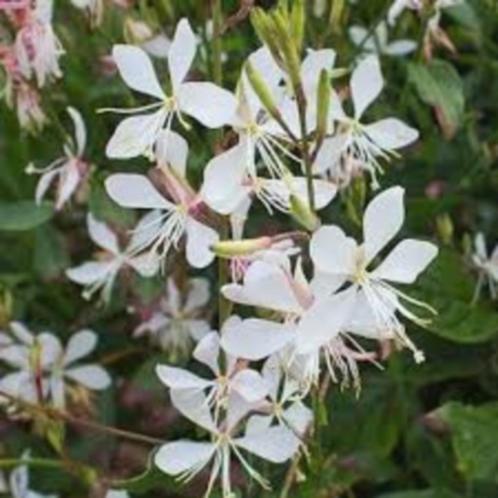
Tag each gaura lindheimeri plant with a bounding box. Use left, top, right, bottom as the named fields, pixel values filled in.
left=7, top=1, right=491, bottom=497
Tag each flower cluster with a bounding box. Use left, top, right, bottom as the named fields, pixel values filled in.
left=4, top=1, right=485, bottom=496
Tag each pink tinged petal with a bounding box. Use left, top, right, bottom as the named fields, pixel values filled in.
left=222, top=260, right=303, bottom=314
left=185, top=217, right=219, bottom=269
left=66, top=261, right=116, bottom=285
left=67, top=106, right=86, bottom=155
left=363, top=186, right=405, bottom=262
left=351, top=55, right=383, bottom=119
left=105, top=109, right=167, bottom=159
left=201, top=143, right=247, bottom=214
left=295, top=288, right=357, bottom=354
left=363, top=118, right=419, bottom=151
left=155, top=365, right=212, bottom=391
left=35, top=169, right=59, bottom=205
left=155, top=130, right=188, bottom=177
left=371, top=239, right=438, bottom=283
left=231, top=369, right=269, bottom=402
left=155, top=441, right=215, bottom=476
left=63, top=329, right=97, bottom=366
left=193, top=332, right=220, bottom=375
left=65, top=365, right=112, bottom=390
left=105, top=173, right=173, bottom=210
left=310, top=225, right=357, bottom=277
left=56, top=161, right=81, bottom=210
left=112, top=45, right=164, bottom=99
left=87, top=213, right=120, bottom=254
left=235, top=425, right=300, bottom=463
left=220, top=318, right=295, bottom=361
left=178, top=82, right=238, bottom=128
left=384, top=39, right=417, bottom=56
left=168, top=18, right=198, bottom=93
left=170, top=389, right=217, bottom=432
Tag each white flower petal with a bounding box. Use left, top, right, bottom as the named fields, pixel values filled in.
left=170, top=389, right=216, bottom=432
left=35, top=168, right=59, bottom=205
left=192, top=332, right=220, bottom=375
left=168, top=18, right=198, bottom=93
left=222, top=260, right=303, bottom=314
left=56, top=161, right=81, bottom=210
left=310, top=225, right=357, bottom=277
left=87, top=213, right=120, bottom=254
left=351, top=55, right=383, bottom=118
left=231, top=369, right=269, bottom=402
left=295, top=288, right=357, bottom=354
left=112, top=45, right=164, bottom=99
left=235, top=425, right=299, bottom=463
left=179, top=82, right=238, bottom=128
left=363, top=186, right=405, bottom=262
left=201, top=143, right=247, bottom=214
left=65, top=365, right=111, bottom=390
left=184, top=277, right=210, bottom=312
left=66, top=261, right=117, bottom=285
left=363, top=118, right=419, bottom=151
left=155, top=441, right=215, bottom=476
left=127, top=253, right=160, bottom=277
left=155, top=130, right=188, bottom=177
left=105, top=110, right=167, bottom=159
left=63, top=329, right=98, bottom=366
left=156, top=365, right=211, bottom=391
left=300, top=48, right=336, bottom=96
left=221, top=318, right=295, bottom=361
left=185, top=217, right=218, bottom=269
left=384, top=39, right=417, bottom=56
left=371, top=239, right=438, bottom=283
left=105, top=173, right=173, bottom=210
left=67, top=106, right=86, bottom=155
left=312, top=134, right=348, bottom=174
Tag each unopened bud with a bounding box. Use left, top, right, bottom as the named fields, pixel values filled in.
left=436, top=213, right=453, bottom=245
left=211, top=237, right=273, bottom=259
left=290, top=195, right=320, bottom=232
left=273, top=10, right=301, bottom=89
left=245, top=61, right=280, bottom=118
left=123, top=18, right=153, bottom=45
left=250, top=9, right=282, bottom=66
left=329, top=0, right=345, bottom=34
left=316, top=69, right=331, bottom=141
left=0, top=287, right=13, bottom=328
left=290, top=0, right=305, bottom=54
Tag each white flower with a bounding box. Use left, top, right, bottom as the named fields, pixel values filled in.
left=156, top=322, right=269, bottom=409
left=0, top=322, right=61, bottom=406
left=66, top=213, right=159, bottom=302
left=0, top=323, right=111, bottom=409
left=220, top=259, right=362, bottom=389
left=104, top=18, right=237, bottom=159
left=105, top=132, right=219, bottom=269
left=15, top=0, right=64, bottom=87
left=70, top=0, right=103, bottom=24
left=472, top=233, right=498, bottom=301
left=313, top=56, right=419, bottom=188
left=48, top=329, right=111, bottom=409
left=154, top=389, right=300, bottom=498
left=105, top=491, right=129, bottom=498
left=245, top=354, right=313, bottom=438
left=26, top=107, right=89, bottom=210
left=133, top=276, right=210, bottom=356
left=349, top=22, right=417, bottom=57
left=310, top=186, right=438, bottom=362
left=7, top=451, right=58, bottom=498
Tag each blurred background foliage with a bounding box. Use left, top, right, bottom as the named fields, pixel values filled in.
left=0, top=0, right=498, bottom=497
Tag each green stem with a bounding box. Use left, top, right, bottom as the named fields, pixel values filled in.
left=0, top=458, right=63, bottom=469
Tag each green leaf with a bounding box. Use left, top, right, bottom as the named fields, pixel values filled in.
left=408, top=60, right=465, bottom=135
left=0, top=201, right=53, bottom=231
left=438, top=402, right=498, bottom=483
left=33, top=225, right=70, bottom=279
left=377, top=489, right=462, bottom=498
left=414, top=250, right=498, bottom=343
